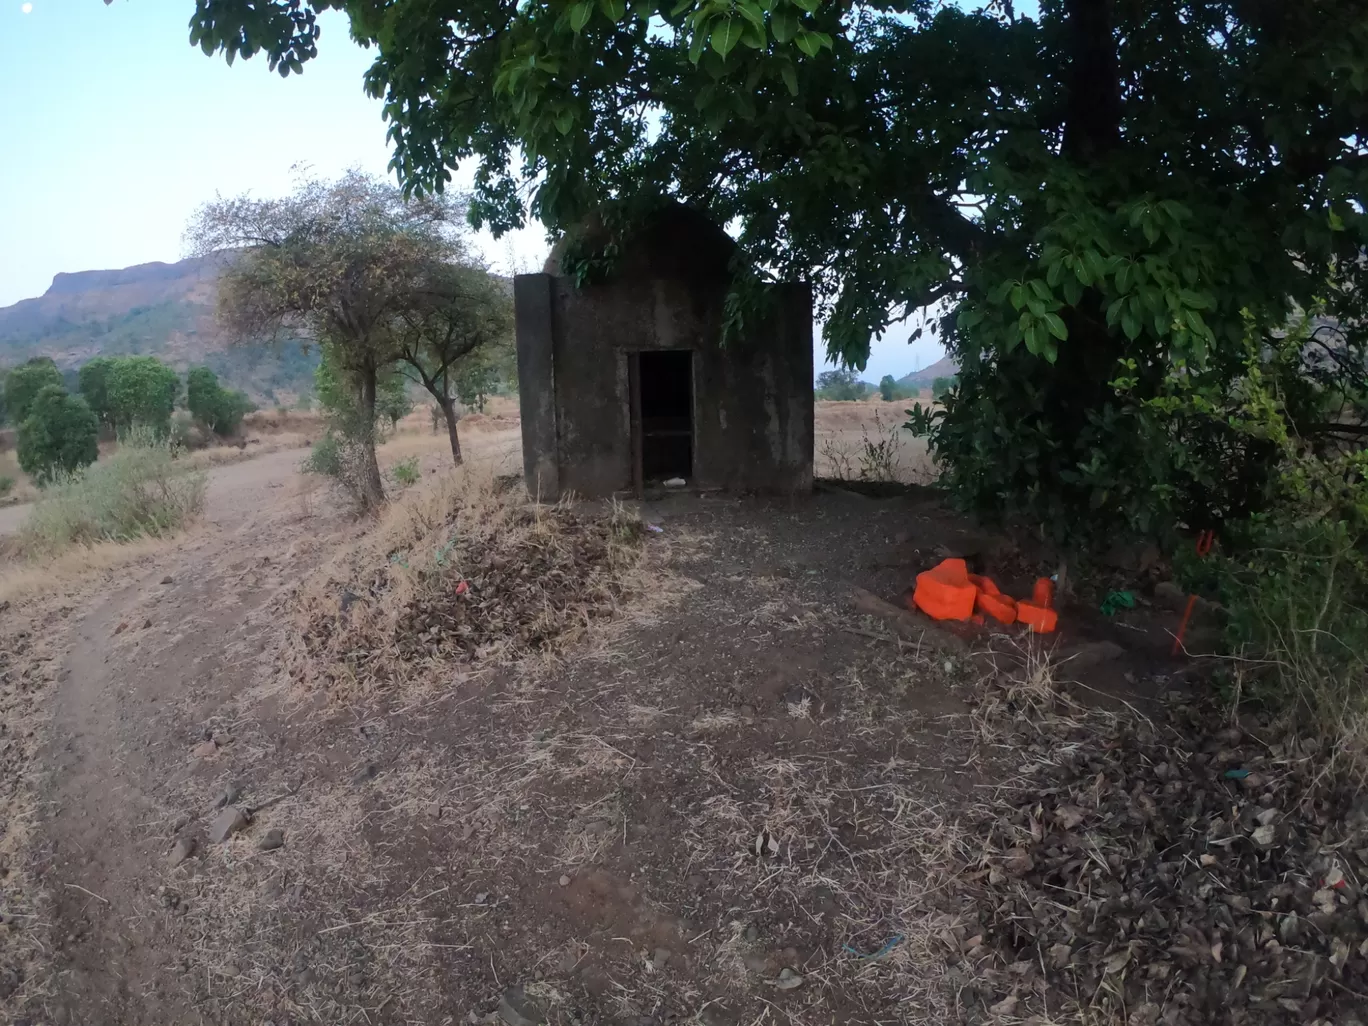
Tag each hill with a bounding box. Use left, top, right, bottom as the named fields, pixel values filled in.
left=896, top=355, right=958, bottom=390
left=0, top=257, right=317, bottom=403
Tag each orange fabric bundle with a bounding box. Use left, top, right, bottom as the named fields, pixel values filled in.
left=1016, top=577, right=1058, bottom=633
left=910, top=560, right=1058, bottom=633
left=969, top=574, right=1018, bottom=624
left=911, top=558, right=977, bottom=621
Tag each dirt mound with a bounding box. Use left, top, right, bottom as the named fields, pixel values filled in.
left=289, top=475, right=654, bottom=691
left=964, top=666, right=1368, bottom=1025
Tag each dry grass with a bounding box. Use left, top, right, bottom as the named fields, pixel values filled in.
left=814, top=400, right=937, bottom=484
left=0, top=448, right=39, bottom=506
left=282, top=466, right=679, bottom=695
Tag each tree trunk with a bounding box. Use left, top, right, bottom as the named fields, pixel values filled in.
left=358, top=362, right=386, bottom=511
left=439, top=396, right=464, bottom=466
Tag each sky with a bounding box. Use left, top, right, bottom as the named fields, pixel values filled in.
left=0, top=1, right=944, bottom=380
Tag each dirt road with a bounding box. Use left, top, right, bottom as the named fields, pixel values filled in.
left=1, top=420, right=1011, bottom=1025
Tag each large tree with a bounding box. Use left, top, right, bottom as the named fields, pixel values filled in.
left=187, top=170, right=464, bottom=509
left=188, top=0, right=1368, bottom=544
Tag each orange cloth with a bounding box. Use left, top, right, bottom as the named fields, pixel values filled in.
left=911, top=558, right=977, bottom=621
left=912, top=562, right=1057, bottom=633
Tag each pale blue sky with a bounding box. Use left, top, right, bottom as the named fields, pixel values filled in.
left=0, top=1, right=943, bottom=378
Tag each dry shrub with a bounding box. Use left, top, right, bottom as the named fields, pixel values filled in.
left=17, top=428, right=206, bottom=557
left=288, top=471, right=653, bottom=692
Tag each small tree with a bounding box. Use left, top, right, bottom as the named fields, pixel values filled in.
left=17, top=385, right=99, bottom=484
left=4, top=357, right=63, bottom=425
left=931, top=376, right=957, bottom=400
left=816, top=369, right=869, bottom=402
left=878, top=375, right=899, bottom=402
left=186, top=367, right=220, bottom=425
left=186, top=366, right=254, bottom=436
left=189, top=170, right=465, bottom=510
left=107, top=356, right=179, bottom=433
left=391, top=263, right=514, bottom=465
left=78, top=356, right=117, bottom=429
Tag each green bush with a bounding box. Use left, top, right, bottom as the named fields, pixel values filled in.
left=0, top=475, right=14, bottom=497
left=1192, top=452, right=1368, bottom=745
left=391, top=456, right=421, bottom=487
left=107, top=356, right=179, bottom=433
left=16, top=385, right=100, bottom=484
left=78, top=356, right=117, bottom=428
left=186, top=366, right=254, bottom=436
left=4, top=357, right=63, bottom=425
left=19, top=426, right=206, bottom=554
left=816, top=369, right=871, bottom=402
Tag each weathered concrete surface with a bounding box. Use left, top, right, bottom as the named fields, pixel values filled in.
left=515, top=208, right=813, bottom=500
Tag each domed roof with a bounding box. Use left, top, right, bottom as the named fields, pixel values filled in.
left=543, top=202, right=737, bottom=284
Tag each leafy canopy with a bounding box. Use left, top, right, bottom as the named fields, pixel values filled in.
left=107, top=356, right=180, bottom=433
left=190, top=0, right=1368, bottom=545
left=17, top=385, right=100, bottom=484
left=5, top=357, right=64, bottom=425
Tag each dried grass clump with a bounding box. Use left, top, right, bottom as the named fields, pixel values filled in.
left=288, top=471, right=653, bottom=691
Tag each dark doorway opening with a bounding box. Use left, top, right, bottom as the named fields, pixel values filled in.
left=634, top=349, right=693, bottom=485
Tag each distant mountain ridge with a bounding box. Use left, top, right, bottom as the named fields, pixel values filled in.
left=0, top=256, right=316, bottom=402
left=897, top=355, right=958, bottom=389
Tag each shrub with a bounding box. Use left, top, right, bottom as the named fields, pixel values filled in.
left=16, top=385, right=99, bottom=484
left=19, top=426, right=206, bottom=554
left=302, top=417, right=381, bottom=509
left=187, top=366, right=256, bottom=437
left=816, top=368, right=870, bottom=402
left=391, top=456, right=421, bottom=487
left=78, top=356, right=117, bottom=427
left=4, top=357, right=63, bottom=424
left=107, top=356, right=179, bottom=433
left=1191, top=451, right=1368, bottom=753
left=0, top=475, right=14, bottom=497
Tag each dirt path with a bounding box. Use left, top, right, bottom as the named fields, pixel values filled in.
left=8, top=428, right=1167, bottom=1025
left=27, top=444, right=352, bottom=1023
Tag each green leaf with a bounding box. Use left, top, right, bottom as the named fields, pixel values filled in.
left=570, top=1, right=594, bottom=31
left=780, top=62, right=798, bottom=95
left=1028, top=278, right=1051, bottom=301
left=1046, top=260, right=1064, bottom=288
left=1121, top=308, right=1142, bottom=341
left=1142, top=218, right=1160, bottom=245
left=554, top=110, right=574, bottom=134
left=771, top=6, right=798, bottom=42
left=740, top=22, right=766, bottom=48
left=1043, top=312, right=1068, bottom=340
left=711, top=16, right=744, bottom=56
left=1009, top=284, right=1026, bottom=311
left=794, top=28, right=822, bottom=56
left=737, top=0, right=766, bottom=29
left=689, top=28, right=707, bottom=63
left=791, top=0, right=821, bottom=11
left=1062, top=278, right=1083, bottom=307
left=1084, top=249, right=1107, bottom=284
left=598, top=0, right=626, bottom=22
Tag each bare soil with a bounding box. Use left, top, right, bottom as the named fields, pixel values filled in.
left=2, top=414, right=1354, bottom=1026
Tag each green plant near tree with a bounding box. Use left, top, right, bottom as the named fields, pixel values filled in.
left=106, top=356, right=179, bottom=434
left=186, top=366, right=255, bottom=436
left=4, top=357, right=64, bottom=425
left=78, top=356, right=117, bottom=429
left=15, top=384, right=100, bottom=484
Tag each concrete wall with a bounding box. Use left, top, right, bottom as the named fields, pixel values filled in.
left=515, top=272, right=813, bottom=500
